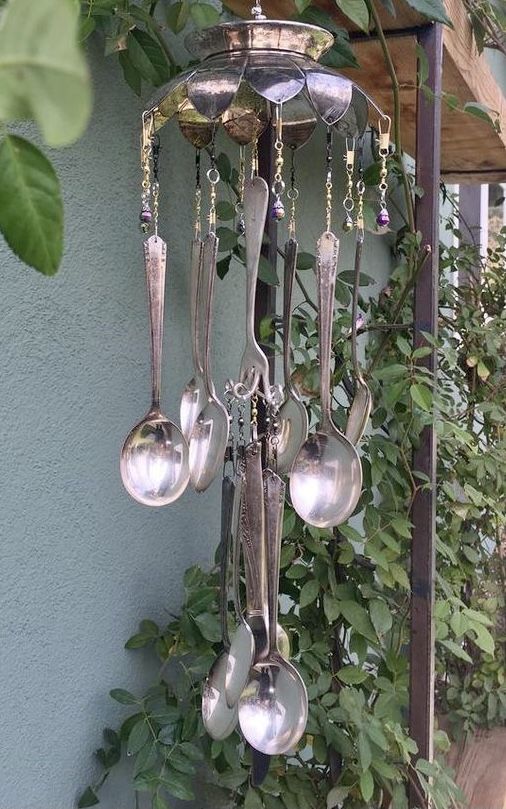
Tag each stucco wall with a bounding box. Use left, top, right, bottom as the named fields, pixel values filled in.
left=0, top=43, right=393, bottom=809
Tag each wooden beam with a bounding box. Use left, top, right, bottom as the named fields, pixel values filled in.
left=225, top=0, right=506, bottom=182
left=409, top=23, right=442, bottom=807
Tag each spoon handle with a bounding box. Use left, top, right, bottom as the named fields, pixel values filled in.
left=231, top=459, right=246, bottom=624
left=316, top=231, right=339, bottom=432
left=220, top=475, right=235, bottom=651
left=144, top=235, right=167, bottom=410
left=263, top=469, right=286, bottom=656
left=345, top=230, right=372, bottom=446
left=242, top=441, right=266, bottom=618
left=283, top=238, right=299, bottom=399
left=190, top=237, right=204, bottom=376
left=201, top=232, right=219, bottom=398
left=244, top=177, right=268, bottom=345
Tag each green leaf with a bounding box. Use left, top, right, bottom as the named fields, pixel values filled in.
left=359, top=769, right=374, bottom=802
left=369, top=599, right=392, bottom=637
left=125, top=633, right=153, bottom=649
left=167, top=748, right=196, bottom=775
left=358, top=730, right=372, bottom=770
left=339, top=600, right=376, bottom=642
left=166, top=1, right=190, bottom=33
left=402, top=0, right=451, bottom=24
left=216, top=200, right=236, bottom=221
left=334, top=0, right=370, bottom=31
left=463, top=102, right=498, bottom=130
left=245, top=787, right=264, bottom=809
left=324, top=592, right=341, bottom=623
left=258, top=254, right=279, bottom=285
left=327, top=785, right=350, bottom=809
left=190, top=3, right=221, bottom=28
left=0, top=135, right=63, bottom=275
left=439, top=639, right=473, bottom=663
left=300, top=579, right=320, bottom=608
left=410, top=383, right=433, bottom=412
left=0, top=0, right=91, bottom=146
left=118, top=51, right=142, bottom=96
left=471, top=623, right=495, bottom=656
left=193, top=612, right=222, bottom=642
left=296, top=252, right=315, bottom=270
left=127, top=29, right=169, bottom=86
left=337, top=665, right=368, bottom=684
left=78, top=787, right=99, bottom=808
left=216, top=226, right=238, bottom=252
left=127, top=719, right=150, bottom=755
left=162, top=768, right=195, bottom=801
left=154, top=794, right=169, bottom=809
left=217, top=255, right=231, bottom=279
left=110, top=688, right=139, bottom=705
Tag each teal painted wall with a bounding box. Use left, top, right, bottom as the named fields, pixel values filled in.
left=0, top=44, right=393, bottom=808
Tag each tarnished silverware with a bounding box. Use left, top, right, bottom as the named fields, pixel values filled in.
left=238, top=468, right=308, bottom=755
left=290, top=231, right=362, bottom=528
left=345, top=230, right=372, bottom=446
left=180, top=236, right=205, bottom=440
left=189, top=233, right=230, bottom=491
left=120, top=235, right=190, bottom=506
left=202, top=474, right=238, bottom=740
left=233, top=177, right=274, bottom=403
left=276, top=238, right=309, bottom=475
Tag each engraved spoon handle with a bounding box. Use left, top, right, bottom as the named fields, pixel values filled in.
left=144, top=235, right=167, bottom=410
left=220, top=474, right=235, bottom=651
left=263, top=469, right=285, bottom=655
left=190, top=238, right=204, bottom=375
left=316, top=231, right=339, bottom=433
left=244, top=177, right=268, bottom=345
left=242, top=441, right=266, bottom=617
left=201, top=233, right=219, bottom=398
left=283, top=238, right=299, bottom=399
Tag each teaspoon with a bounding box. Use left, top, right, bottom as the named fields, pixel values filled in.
left=290, top=232, right=362, bottom=528
left=238, top=468, right=308, bottom=755
left=180, top=236, right=205, bottom=440
left=276, top=238, right=309, bottom=475
left=345, top=230, right=372, bottom=446
left=189, top=233, right=230, bottom=491
left=120, top=235, right=190, bottom=506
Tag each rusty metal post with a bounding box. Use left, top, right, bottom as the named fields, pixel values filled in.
left=256, top=126, right=278, bottom=415
left=409, top=23, right=443, bottom=806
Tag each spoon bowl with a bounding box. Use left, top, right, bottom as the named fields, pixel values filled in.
left=276, top=396, right=309, bottom=475
left=121, top=410, right=189, bottom=506
left=203, top=654, right=238, bottom=739
left=190, top=399, right=230, bottom=492
left=290, top=430, right=362, bottom=527
left=239, top=661, right=307, bottom=755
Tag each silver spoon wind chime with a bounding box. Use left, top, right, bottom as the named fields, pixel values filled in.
left=120, top=2, right=391, bottom=763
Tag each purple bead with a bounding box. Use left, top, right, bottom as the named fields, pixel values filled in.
left=376, top=209, right=390, bottom=228
left=271, top=199, right=285, bottom=221
left=140, top=207, right=152, bottom=224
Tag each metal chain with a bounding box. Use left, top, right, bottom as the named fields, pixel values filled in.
left=342, top=137, right=355, bottom=233
left=288, top=148, right=299, bottom=240
left=271, top=105, right=286, bottom=221
left=325, top=127, right=333, bottom=232
left=236, top=145, right=246, bottom=235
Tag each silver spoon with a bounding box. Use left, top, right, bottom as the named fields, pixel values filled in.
left=202, top=474, right=238, bottom=740
left=238, top=468, right=308, bottom=755
left=276, top=238, right=309, bottom=475
left=120, top=235, right=190, bottom=506
left=180, top=235, right=205, bottom=441
left=345, top=230, right=372, bottom=446
left=290, top=231, right=362, bottom=528
left=189, top=233, right=230, bottom=492
left=225, top=445, right=291, bottom=708
left=233, top=177, right=274, bottom=403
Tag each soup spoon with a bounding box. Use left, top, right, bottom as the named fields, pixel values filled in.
left=290, top=231, right=362, bottom=528
left=238, top=468, right=308, bottom=755
left=276, top=238, right=309, bottom=475
left=120, top=235, right=189, bottom=506
left=226, top=446, right=291, bottom=708
left=189, top=233, right=230, bottom=491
